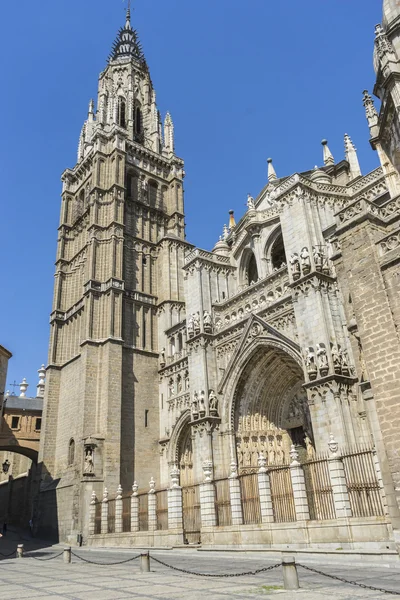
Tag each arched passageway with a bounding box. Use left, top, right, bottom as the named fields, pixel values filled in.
left=233, top=346, right=313, bottom=473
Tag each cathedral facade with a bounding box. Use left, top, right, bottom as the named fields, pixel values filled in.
left=38, top=1, right=400, bottom=550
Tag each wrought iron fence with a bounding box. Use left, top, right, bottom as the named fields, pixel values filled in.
left=342, top=446, right=384, bottom=517
left=107, top=498, right=116, bottom=533
left=94, top=501, right=101, bottom=534
left=156, top=489, right=169, bottom=530
left=269, top=465, right=296, bottom=522
left=303, top=456, right=336, bottom=521
left=214, top=478, right=232, bottom=527
left=182, top=484, right=201, bottom=544
left=239, top=472, right=262, bottom=525
left=122, top=495, right=131, bottom=532
left=138, top=493, right=148, bottom=531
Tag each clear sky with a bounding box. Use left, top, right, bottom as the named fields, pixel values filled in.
left=0, top=0, right=382, bottom=394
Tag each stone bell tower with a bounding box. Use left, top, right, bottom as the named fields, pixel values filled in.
left=38, top=7, right=187, bottom=541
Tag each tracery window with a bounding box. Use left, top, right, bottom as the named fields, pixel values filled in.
left=270, top=233, right=286, bottom=270
left=117, top=97, right=127, bottom=128
left=247, top=253, right=258, bottom=285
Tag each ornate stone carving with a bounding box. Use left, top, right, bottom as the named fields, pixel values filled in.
left=316, top=343, right=329, bottom=377
left=193, top=312, right=200, bottom=335
left=132, top=481, right=138, bottom=496
left=202, top=460, right=213, bottom=482
left=328, top=433, right=338, bottom=456
left=203, top=310, right=213, bottom=333
left=170, top=465, right=180, bottom=488
left=290, top=253, right=301, bottom=280
left=289, top=444, right=300, bottom=465
left=304, top=347, right=317, bottom=380
left=149, top=477, right=156, bottom=493
left=209, top=390, right=218, bottom=416
left=300, top=247, right=311, bottom=274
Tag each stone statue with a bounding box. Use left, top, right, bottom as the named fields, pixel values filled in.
left=184, top=371, right=190, bottom=390
left=192, top=392, right=199, bottom=418
left=177, top=375, right=182, bottom=393
left=331, top=344, right=342, bottom=373
left=304, top=347, right=317, bottom=379
left=300, top=247, right=311, bottom=273
left=316, top=343, right=328, bottom=375
left=247, top=194, right=255, bottom=210
left=209, top=390, right=218, bottom=415
left=168, top=378, right=174, bottom=398
left=199, top=390, right=206, bottom=416
left=193, top=312, right=200, bottom=335
left=340, top=349, right=350, bottom=375
left=84, top=448, right=94, bottom=474
left=313, top=246, right=323, bottom=270
left=305, top=435, right=315, bottom=460
left=160, top=347, right=166, bottom=366
left=203, top=310, right=212, bottom=333
left=268, top=441, right=276, bottom=465
left=289, top=253, right=301, bottom=279
left=187, top=314, right=194, bottom=338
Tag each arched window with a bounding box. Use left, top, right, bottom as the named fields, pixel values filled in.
left=247, top=253, right=258, bottom=285
left=135, top=107, right=142, bottom=134
left=170, top=336, right=175, bottom=356
left=117, top=97, right=126, bottom=128
left=177, top=332, right=183, bottom=352
left=271, top=233, right=286, bottom=270
left=68, top=439, right=75, bottom=465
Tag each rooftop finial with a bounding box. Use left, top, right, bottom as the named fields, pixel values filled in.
left=126, top=0, right=131, bottom=24
left=228, top=210, right=236, bottom=229
left=321, top=139, right=335, bottom=166
left=19, top=378, right=28, bottom=398
left=344, top=133, right=362, bottom=179
left=267, top=158, right=277, bottom=182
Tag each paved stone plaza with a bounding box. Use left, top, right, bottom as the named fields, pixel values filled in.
left=1, top=540, right=400, bottom=600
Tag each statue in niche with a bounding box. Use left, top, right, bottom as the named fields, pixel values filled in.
left=177, top=375, right=182, bottom=394
left=84, top=447, right=94, bottom=474
left=340, top=349, right=350, bottom=375
left=251, top=444, right=259, bottom=467
left=313, top=246, right=323, bottom=271
left=305, top=435, right=316, bottom=460
left=199, top=390, right=206, bottom=416
left=209, top=390, right=218, bottom=415
left=203, top=311, right=212, bottom=333
left=191, top=392, right=199, bottom=419
left=184, top=371, right=190, bottom=390
left=316, top=343, right=329, bottom=376
left=300, top=247, right=311, bottom=273
left=268, top=439, right=276, bottom=465
left=304, top=347, right=317, bottom=380
left=237, top=444, right=244, bottom=467
left=243, top=442, right=251, bottom=467
left=168, top=378, right=174, bottom=398
left=276, top=436, right=284, bottom=465
left=289, top=253, right=301, bottom=279
left=187, top=314, right=194, bottom=338
left=193, top=312, right=201, bottom=335
left=160, top=347, right=166, bottom=367
left=331, top=344, right=342, bottom=373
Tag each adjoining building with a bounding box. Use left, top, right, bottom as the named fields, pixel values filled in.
left=37, top=2, right=400, bottom=551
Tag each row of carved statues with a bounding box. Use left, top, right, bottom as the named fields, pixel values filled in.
left=237, top=432, right=315, bottom=469
left=304, top=343, right=352, bottom=380
left=187, top=310, right=213, bottom=337
left=167, top=371, right=190, bottom=397
left=191, top=389, right=219, bottom=419
left=289, top=245, right=330, bottom=279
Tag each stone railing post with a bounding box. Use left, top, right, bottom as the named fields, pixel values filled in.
left=258, top=455, right=274, bottom=523
left=327, top=434, right=352, bottom=518
left=89, top=490, right=97, bottom=535
left=289, top=446, right=310, bottom=521
left=228, top=461, right=243, bottom=525
left=168, top=465, right=183, bottom=529
left=199, top=460, right=217, bottom=527
left=115, top=484, right=123, bottom=533
left=100, top=488, right=109, bottom=535
left=148, top=477, right=157, bottom=532
left=131, top=481, right=139, bottom=532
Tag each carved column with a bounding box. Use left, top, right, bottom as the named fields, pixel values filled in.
left=228, top=461, right=243, bottom=525
left=289, top=446, right=310, bottom=521
left=199, top=460, right=217, bottom=527
left=168, top=466, right=183, bottom=530
left=131, top=481, right=139, bottom=532
left=148, top=477, right=157, bottom=532
left=326, top=435, right=352, bottom=518
left=100, top=488, right=109, bottom=535
left=89, top=490, right=97, bottom=536
left=115, top=484, right=123, bottom=533
left=257, top=455, right=274, bottom=523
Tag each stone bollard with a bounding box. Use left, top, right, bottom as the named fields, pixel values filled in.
left=282, top=556, right=299, bottom=590
left=16, top=544, right=24, bottom=559
left=140, top=551, right=150, bottom=572
left=63, top=547, right=72, bottom=564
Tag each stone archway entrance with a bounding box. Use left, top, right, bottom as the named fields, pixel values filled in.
left=178, top=426, right=201, bottom=544
left=234, top=346, right=314, bottom=474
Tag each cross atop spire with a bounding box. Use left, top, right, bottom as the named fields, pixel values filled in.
left=108, top=3, right=146, bottom=66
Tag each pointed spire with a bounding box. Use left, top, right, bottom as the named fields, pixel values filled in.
left=321, top=139, right=334, bottom=166
left=126, top=0, right=132, bottom=29
left=228, top=210, right=236, bottom=229
left=222, top=224, right=229, bottom=240
left=88, top=99, right=95, bottom=123
left=164, top=112, right=174, bottom=154
left=267, top=158, right=277, bottom=182
left=108, top=4, right=146, bottom=65
left=363, top=90, right=379, bottom=130
left=344, top=134, right=362, bottom=179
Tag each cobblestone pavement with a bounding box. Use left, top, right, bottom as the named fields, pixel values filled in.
left=1, top=544, right=400, bottom=600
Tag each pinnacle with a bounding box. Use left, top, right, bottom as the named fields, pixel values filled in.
left=108, top=4, right=146, bottom=65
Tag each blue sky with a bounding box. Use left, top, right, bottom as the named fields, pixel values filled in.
left=0, top=0, right=382, bottom=393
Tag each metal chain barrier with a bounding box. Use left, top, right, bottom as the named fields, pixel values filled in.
left=150, top=555, right=281, bottom=578
left=71, top=551, right=141, bottom=565
left=26, top=551, right=64, bottom=561
left=0, top=549, right=17, bottom=558
left=299, top=563, right=400, bottom=596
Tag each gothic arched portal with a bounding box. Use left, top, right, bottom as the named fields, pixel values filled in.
left=178, top=425, right=194, bottom=487
left=233, top=346, right=314, bottom=473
